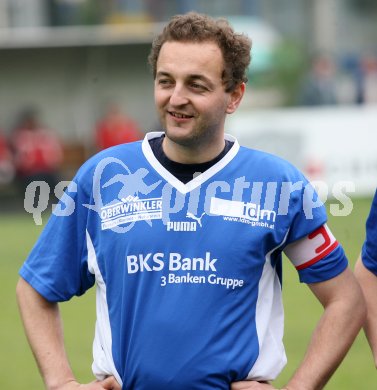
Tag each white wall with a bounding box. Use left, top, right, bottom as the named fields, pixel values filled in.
left=228, top=105, right=377, bottom=196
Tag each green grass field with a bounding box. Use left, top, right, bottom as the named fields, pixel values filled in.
left=0, top=197, right=375, bottom=389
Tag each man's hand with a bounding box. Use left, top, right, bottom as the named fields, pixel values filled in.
left=231, top=381, right=277, bottom=389
left=53, top=376, right=121, bottom=390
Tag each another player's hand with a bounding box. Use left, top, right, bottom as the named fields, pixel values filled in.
left=231, top=381, right=277, bottom=390
left=54, top=376, right=121, bottom=389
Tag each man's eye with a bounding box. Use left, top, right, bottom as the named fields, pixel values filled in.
left=191, top=83, right=206, bottom=91
left=158, top=79, right=172, bottom=86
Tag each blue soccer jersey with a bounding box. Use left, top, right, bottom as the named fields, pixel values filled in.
left=20, top=132, right=348, bottom=389
left=361, top=189, right=377, bottom=275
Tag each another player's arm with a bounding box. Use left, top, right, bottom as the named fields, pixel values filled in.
left=16, top=278, right=120, bottom=390
left=354, top=255, right=377, bottom=367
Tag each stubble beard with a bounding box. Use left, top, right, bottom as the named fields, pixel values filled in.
left=160, top=112, right=223, bottom=150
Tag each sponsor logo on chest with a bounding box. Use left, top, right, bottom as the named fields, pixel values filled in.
left=100, top=195, right=162, bottom=230
left=210, top=197, right=276, bottom=229
left=166, top=212, right=206, bottom=232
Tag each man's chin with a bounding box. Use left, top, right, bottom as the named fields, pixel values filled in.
left=164, top=127, right=198, bottom=147
left=165, top=126, right=191, bottom=138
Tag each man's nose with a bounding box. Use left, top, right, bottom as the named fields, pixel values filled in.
left=169, top=85, right=189, bottom=106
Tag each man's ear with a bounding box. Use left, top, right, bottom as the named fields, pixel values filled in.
left=226, top=82, right=246, bottom=114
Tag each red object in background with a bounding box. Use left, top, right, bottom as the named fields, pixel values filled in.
left=12, top=128, right=63, bottom=176
left=96, top=105, right=143, bottom=150
left=0, top=132, right=15, bottom=184
left=0, top=133, right=10, bottom=160
left=11, top=110, right=63, bottom=178
left=305, top=157, right=325, bottom=180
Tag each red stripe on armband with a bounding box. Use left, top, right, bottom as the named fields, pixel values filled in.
left=296, top=240, right=339, bottom=270
left=284, top=224, right=339, bottom=271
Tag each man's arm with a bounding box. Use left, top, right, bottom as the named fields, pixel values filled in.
left=231, top=268, right=366, bottom=390
left=354, top=255, right=377, bottom=367
left=16, top=278, right=120, bottom=390
left=284, top=267, right=366, bottom=389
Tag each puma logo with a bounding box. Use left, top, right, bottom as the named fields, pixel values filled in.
left=186, top=212, right=206, bottom=227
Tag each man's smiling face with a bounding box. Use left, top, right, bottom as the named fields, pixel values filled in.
left=154, top=40, right=234, bottom=150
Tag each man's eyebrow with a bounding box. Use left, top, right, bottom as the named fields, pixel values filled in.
left=188, top=74, right=210, bottom=82
left=156, top=71, right=214, bottom=85
left=156, top=71, right=171, bottom=78
left=187, top=74, right=215, bottom=88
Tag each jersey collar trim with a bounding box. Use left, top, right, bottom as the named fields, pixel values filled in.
left=142, top=131, right=240, bottom=194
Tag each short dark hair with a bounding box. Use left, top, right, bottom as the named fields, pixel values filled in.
left=148, top=12, right=252, bottom=92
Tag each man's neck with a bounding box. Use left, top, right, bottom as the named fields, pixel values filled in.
left=148, top=134, right=234, bottom=184
left=162, top=137, right=226, bottom=164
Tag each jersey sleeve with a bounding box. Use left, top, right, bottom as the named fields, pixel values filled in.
left=361, top=189, right=377, bottom=275
left=284, top=224, right=348, bottom=283
left=19, top=171, right=95, bottom=302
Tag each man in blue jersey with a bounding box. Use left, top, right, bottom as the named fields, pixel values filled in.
left=17, top=12, right=365, bottom=390
left=355, top=190, right=377, bottom=367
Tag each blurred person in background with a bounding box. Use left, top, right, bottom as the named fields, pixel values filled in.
left=0, top=129, right=15, bottom=185
left=297, top=53, right=338, bottom=106
left=354, top=189, right=377, bottom=367
left=347, top=54, right=377, bottom=105
left=95, top=102, right=143, bottom=151
left=16, top=12, right=365, bottom=390
left=10, top=107, right=64, bottom=194
left=358, top=54, right=377, bottom=104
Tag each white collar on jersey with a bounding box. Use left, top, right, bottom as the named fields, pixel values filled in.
left=142, top=131, right=240, bottom=194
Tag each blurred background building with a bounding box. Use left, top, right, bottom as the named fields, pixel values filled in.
left=0, top=0, right=376, bottom=199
